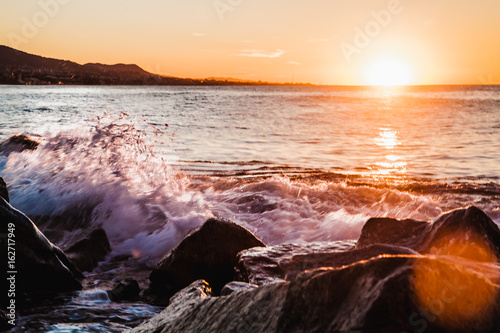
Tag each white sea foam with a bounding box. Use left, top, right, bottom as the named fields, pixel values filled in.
left=3, top=115, right=211, bottom=261
left=1, top=114, right=498, bottom=264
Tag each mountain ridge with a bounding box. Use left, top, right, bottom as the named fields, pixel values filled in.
left=0, top=45, right=308, bottom=86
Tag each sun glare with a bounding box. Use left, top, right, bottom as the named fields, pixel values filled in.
left=365, top=58, right=413, bottom=86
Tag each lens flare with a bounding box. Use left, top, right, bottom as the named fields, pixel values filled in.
left=412, top=232, right=500, bottom=329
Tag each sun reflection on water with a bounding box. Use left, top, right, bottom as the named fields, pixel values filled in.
left=375, top=128, right=400, bottom=149
left=371, top=127, right=407, bottom=178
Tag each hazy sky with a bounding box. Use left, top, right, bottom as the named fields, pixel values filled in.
left=1, top=0, right=499, bottom=85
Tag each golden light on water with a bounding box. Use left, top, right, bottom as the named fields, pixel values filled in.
left=372, top=128, right=407, bottom=176
left=375, top=128, right=399, bottom=150
left=412, top=232, right=500, bottom=329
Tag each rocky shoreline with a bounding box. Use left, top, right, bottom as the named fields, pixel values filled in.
left=2, top=166, right=500, bottom=332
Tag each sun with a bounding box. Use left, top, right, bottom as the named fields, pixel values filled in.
left=365, top=58, right=413, bottom=86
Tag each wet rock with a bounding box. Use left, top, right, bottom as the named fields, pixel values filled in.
left=149, top=217, right=265, bottom=304
left=130, top=280, right=212, bottom=333
left=279, top=255, right=500, bottom=332
left=130, top=255, right=500, bottom=332
left=128, top=279, right=285, bottom=333
left=0, top=176, right=8, bottom=203
left=0, top=134, right=39, bottom=155
left=130, top=207, right=500, bottom=332
left=235, top=240, right=356, bottom=285
left=29, top=201, right=99, bottom=244
left=419, top=206, right=500, bottom=257
left=280, top=244, right=419, bottom=280
left=28, top=205, right=100, bottom=254
left=0, top=197, right=83, bottom=310
left=107, top=278, right=140, bottom=302
left=221, top=281, right=258, bottom=296
left=0, top=309, right=12, bottom=331
left=356, top=217, right=430, bottom=249
left=357, top=207, right=500, bottom=261
left=235, top=241, right=416, bottom=285
left=65, top=228, right=111, bottom=272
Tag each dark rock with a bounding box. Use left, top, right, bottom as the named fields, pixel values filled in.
left=0, top=134, right=39, bottom=155
left=280, top=244, right=419, bottom=280
left=130, top=279, right=285, bottom=333
left=107, top=278, right=140, bottom=302
left=0, top=176, right=8, bottom=203
left=65, top=228, right=111, bottom=272
left=130, top=207, right=500, bottom=332
left=356, top=217, right=430, bottom=249
left=130, top=255, right=500, bottom=332
left=419, top=206, right=500, bottom=257
left=131, top=280, right=212, bottom=332
left=0, top=309, right=12, bottom=331
left=221, top=281, right=258, bottom=296
left=235, top=241, right=416, bottom=285
left=279, top=255, right=500, bottom=332
left=357, top=207, right=500, bottom=262
left=278, top=257, right=415, bottom=332
left=235, top=240, right=356, bottom=285
left=0, top=197, right=83, bottom=310
left=149, top=217, right=265, bottom=303
left=28, top=205, right=100, bottom=253
left=28, top=200, right=99, bottom=244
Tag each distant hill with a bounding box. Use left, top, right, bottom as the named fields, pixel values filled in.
left=0, top=45, right=300, bottom=86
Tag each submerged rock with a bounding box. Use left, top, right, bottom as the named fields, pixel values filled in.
left=0, top=197, right=83, bottom=309
left=0, top=134, right=40, bottom=155
left=0, top=176, right=9, bottom=203
left=107, top=278, right=141, bottom=302
left=65, top=228, right=111, bottom=272
left=149, top=217, right=265, bottom=304
left=235, top=240, right=356, bottom=285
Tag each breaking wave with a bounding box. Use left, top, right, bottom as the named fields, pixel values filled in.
left=1, top=114, right=498, bottom=264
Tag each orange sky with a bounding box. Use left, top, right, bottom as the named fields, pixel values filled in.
left=1, top=0, right=499, bottom=85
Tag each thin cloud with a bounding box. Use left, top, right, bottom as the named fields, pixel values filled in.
left=235, top=49, right=285, bottom=58
left=287, top=61, right=300, bottom=65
